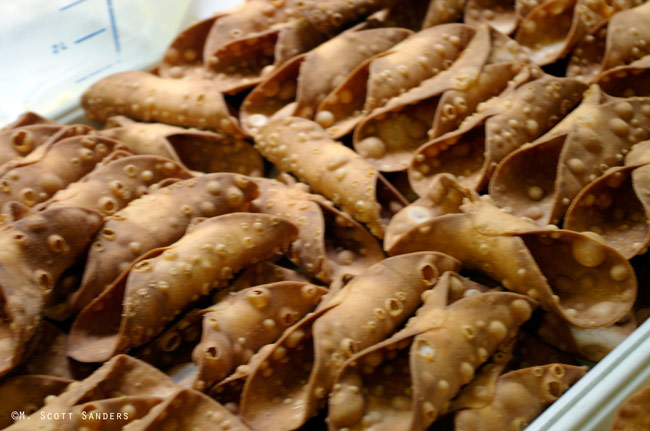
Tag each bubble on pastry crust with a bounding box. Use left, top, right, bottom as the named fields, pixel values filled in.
left=511, top=299, right=533, bottom=323
left=356, top=137, right=386, bottom=159
left=488, top=320, right=507, bottom=342
left=315, top=110, right=335, bottom=128
left=416, top=339, right=436, bottom=361
left=609, top=264, right=629, bottom=281
left=527, top=186, right=545, bottom=201
left=247, top=287, right=271, bottom=308
left=459, top=362, right=475, bottom=384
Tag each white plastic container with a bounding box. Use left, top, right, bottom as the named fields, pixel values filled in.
left=527, top=317, right=650, bottom=431
left=3, top=3, right=650, bottom=430
left=0, top=0, right=244, bottom=126
left=0, top=0, right=192, bottom=125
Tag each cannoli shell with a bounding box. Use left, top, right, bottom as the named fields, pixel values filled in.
left=611, top=385, right=650, bottom=431
left=0, top=207, right=102, bottom=377
left=387, top=198, right=636, bottom=328
left=206, top=18, right=326, bottom=94
left=101, top=117, right=264, bottom=177
left=317, top=24, right=478, bottom=140
left=251, top=178, right=384, bottom=282
left=240, top=54, right=306, bottom=133
left=68, top=213, right=298, bottom=362
left=193, top=281, right=326, bottom=389
left=515, top=0, right=631, bottom=66
left=353, top=25, right=527, bottom=172
left=202, top=0, right=300, bottom=62
left=41, top=155, right=192, bottom=215
left=157, top=16, right=219, bottom=80
left=0, top=374, right=72, bottom=429
left=423, top=0, right=467, bottom=27
left=66, top=173, right=258, bottom=318
left=490, top=86, right=650, bottom=226
left=255, top=116, right=407, bottom=238
left=409, top=74, right=587, bottom=193
left=0, top=135, right=127, bottom=208
left=3, top=355, right=178, bottom=431
left=81, top=71, right=242, bottom=135
left=328, top=291, right=536, bottom=431
left=240, top=27, right=411, bottom=133
left=454, top=364, right=587, bottom=431
left=239, top=252, right=460, bottom=431
left=296, top=0, right=400, bottom=35
left=568, top=1, right=650, bottom=82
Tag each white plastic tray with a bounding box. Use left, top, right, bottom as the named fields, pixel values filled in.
left=527, top=316, right=650, bottom=431
left=5, top=3, right=650, bottom=430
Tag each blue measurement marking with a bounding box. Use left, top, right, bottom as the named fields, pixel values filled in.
left=75, top=63, right=113, bottom=83
left=75, top=28, right=106, bottom=44
left=106, top=0, right=121, bottom=53
left=59, top=0, right=88, bottom=11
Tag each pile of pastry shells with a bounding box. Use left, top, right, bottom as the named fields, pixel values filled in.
left=2, top=0, right=650, bottom=430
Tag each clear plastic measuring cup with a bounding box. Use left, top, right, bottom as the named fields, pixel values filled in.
left=0, top=0, right=194, bottom=126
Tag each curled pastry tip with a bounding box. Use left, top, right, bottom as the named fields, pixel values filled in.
left=197, top=1, right=326, bottom=95
left=387, top=197, right=636, bottom=329
left=0, top=114, right=65, bottom=166
left=385, top=173, right=475, bottom=252
left=352, top=25, right=527, bottom=172
left=251, top=178, right=384, bottom=282
left=100, top=118, right=264, bottom=176
left=409, top=72, right=587, bottom=194
left=595, top=56, right=650, bottom=97
left=157, top=15, right=220, bottom=80
left=564, top=163, right=650, bottom=259
left=490, top=85, right=650, bottom=226
left=240, top=27, right=412, bottom=135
